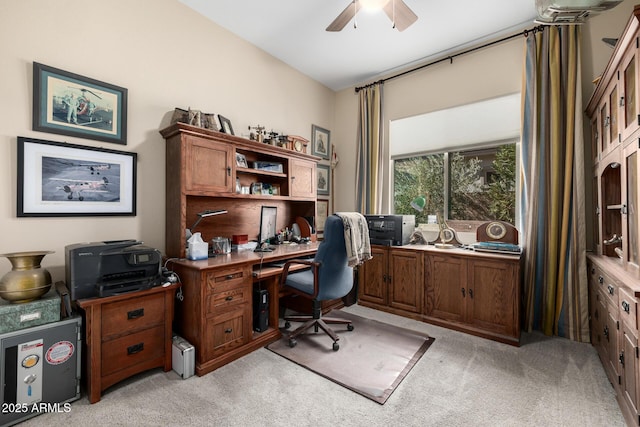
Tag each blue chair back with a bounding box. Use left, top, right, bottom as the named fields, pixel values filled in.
left=314, top=215, right=354, bottom=301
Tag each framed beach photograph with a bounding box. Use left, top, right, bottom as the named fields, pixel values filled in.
left=218, top=114, right=234, bottom=135
left=17, top=137, right=137, bottom=217
left=317, top=164, right=330, bottom=195
left=311, top=124, right=330, bottom=159
left=32, top=62, right=128, bottom=145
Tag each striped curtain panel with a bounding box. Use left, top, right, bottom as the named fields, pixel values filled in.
left=520, top=25, right=589, bottom=342
left=356, top=83, right=384, bottom=214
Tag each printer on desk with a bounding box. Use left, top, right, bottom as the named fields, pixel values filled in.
left=65, top=240, right=162, bottom=300
left=365, top=215, right=415, bottom=246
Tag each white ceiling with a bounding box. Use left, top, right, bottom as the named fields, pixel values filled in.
left=179, top=0, right=540, bottom=91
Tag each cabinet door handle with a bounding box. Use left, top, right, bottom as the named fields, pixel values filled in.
left=224, top=328, right=233, bottom=334
left=227, top=166, right=231, bottom=176
left=461, top=288, right=466, bottom=298
left=469, top=289, right=474, bottom=299
left=620, top=96, right=625, bottom=107
left=607, top=285, right=614, bottom=295
left=604, top=325, right=609, bottom=339
left=127, top=308, right=144, bottom=319
left=622, top=300, right=631, bottom=313
left=127, top=343, right=144, bottom=355
left=620, top=351, right=625, bottom=366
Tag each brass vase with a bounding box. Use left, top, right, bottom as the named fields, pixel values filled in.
left=0, top=251, right=54, bottom=303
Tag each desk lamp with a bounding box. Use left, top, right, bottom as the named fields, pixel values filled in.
left=186, top=209, right=227, bottom=240
left=410, top=195, right=426, bottom=212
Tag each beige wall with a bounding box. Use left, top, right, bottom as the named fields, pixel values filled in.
left=0, top=0, right=335, bottom=280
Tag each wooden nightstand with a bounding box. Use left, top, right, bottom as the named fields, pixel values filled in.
left=76, top=284, right=179, bottom=403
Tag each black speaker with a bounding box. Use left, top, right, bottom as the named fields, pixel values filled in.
left=253, top=289, right=269, bottom=332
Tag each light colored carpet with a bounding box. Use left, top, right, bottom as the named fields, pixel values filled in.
left=267, top=310, right=434, bottom=403
left=21, top=304, right=625, bottom=426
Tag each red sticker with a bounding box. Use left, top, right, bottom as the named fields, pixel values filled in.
left=45, top=341, right=74, bottom=365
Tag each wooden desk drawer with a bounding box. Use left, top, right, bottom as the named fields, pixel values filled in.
left=619, top=287, right=638, bottom=331
left=205, top=267, right=250, bottom=315
left=204, top=308, right=249, bottom=360
left=101, top=325, right=165, bottom=377
left=101, top=293, right=165, bottom=338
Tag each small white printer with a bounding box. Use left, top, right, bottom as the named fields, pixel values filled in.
left=172, top=335, right=195, bottom=379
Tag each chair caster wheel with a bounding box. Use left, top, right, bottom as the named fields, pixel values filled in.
left=332, top=342, right=339, bottom=351
left=284, top=321, right=291, bottom=329
left=288, top=338, right=297, bottom=348
left=347, top=323, right=354, bottom=331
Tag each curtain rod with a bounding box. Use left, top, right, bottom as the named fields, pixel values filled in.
left=354, top=25, right=545, bottom=93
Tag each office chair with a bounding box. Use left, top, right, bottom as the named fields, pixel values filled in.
left=280, top=214, right=355, bottom=351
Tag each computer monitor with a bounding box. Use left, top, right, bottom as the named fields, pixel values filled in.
left=259, top=206, right=277, bottom=244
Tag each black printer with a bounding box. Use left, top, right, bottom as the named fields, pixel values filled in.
left=65, top=240, right=162, bottom=300
left=364, top=215, right=415, bottom=246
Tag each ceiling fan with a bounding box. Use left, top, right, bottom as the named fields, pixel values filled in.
left=326, top=0, right=418, bottom=32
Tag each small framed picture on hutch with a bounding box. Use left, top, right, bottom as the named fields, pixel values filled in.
left=317, top=164, right=330, bottom=195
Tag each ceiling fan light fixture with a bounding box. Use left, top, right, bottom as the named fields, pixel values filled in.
left=360, top=0, right=391, bottom=11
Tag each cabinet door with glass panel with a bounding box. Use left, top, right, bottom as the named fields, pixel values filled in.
left=623, top=143, right=639, bottom=276
left=620, top=41, right=639, bottom=141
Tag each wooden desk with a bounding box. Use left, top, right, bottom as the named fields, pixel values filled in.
left=167, top=242, right=319, bottom=376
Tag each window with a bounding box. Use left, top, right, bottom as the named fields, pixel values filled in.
left=393, top=142, right=517, bottom=227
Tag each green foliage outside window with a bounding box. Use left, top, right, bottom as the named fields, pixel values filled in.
left=394, top=143, right=516, bottom=224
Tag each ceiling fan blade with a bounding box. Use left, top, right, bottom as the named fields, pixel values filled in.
left=383, top=0, right=418, bottom=32
left=326, top=1, right=361, bottom=31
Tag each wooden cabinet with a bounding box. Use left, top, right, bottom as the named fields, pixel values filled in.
left=586, top=8, right=640, bottom=424
left=358, top=246, right=423, bottom=317
left=358, top=245, right=520, bottom=345
left=171, top=263, right=258, bottom=376
left=76, top=284, right=178, bottom=403
left=161, top=123, right=319, bottom=259
left=424, top=253, right=520, bottom=345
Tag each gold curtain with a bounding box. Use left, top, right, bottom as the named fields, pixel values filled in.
left=520, top=25, right=589, bottom=341
left=356, top=83, right=384, bottom=214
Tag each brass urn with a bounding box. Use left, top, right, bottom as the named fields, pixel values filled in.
left=0, top=251, right=54, bottom=303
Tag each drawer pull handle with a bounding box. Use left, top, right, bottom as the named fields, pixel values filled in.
left=127, top=343, right=144, bottom=355
left=127, top=308, right=144, bottom=319
left=607, top=285, right=614, bottom=295
left=225, top=296, right=233, bottom=301
left=224, top=328, right=233, bottom=334
left=461, top=288, right=465, bottom=298
left=225, top=274, right=234, bottom=280
left=598, top=276, right=604, bottom=284
left=622, top=300, right=631, bottom=313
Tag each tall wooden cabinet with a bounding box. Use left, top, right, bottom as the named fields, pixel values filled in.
left=586, top=6, right=640, bottom=426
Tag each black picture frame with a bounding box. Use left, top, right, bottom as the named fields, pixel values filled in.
left=17, top=136, right=137, bottom=217
left=311, top=124, right=330, bottom=159
left=259, top=206, right=277, bottom=243
left=218, top=114, right=234, bottom=135
left=32, top=62, right=128, bottom=145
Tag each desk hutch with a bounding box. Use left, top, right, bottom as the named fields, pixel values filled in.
left=586, top=5, right=640, bottom=425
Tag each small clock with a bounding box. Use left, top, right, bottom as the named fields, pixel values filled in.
left=440, top=228, right=456, bottom=243
left=486, top=221, right=507, bottom=240
left=294, top=140, right=303, bottom=152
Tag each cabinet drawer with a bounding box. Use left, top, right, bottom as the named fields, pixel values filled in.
left=619, top=287, right=638, bottom=331
left=594, top=268, right=618, bottom=308
left=101, top=293, right=165, bottom=338
left=101, top=325, right=165, bottom=377
left=205, top=267, right=250, bottom=314
left=204, top=308, right=249, bottom=360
